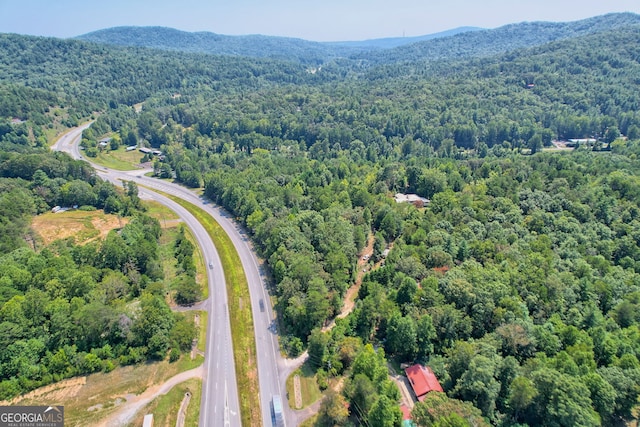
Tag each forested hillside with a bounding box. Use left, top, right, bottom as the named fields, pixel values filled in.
left=356, top=12, right=640, bottom=65
left=2, top=13, right=640, bottom=426
left=77, top=26, right=361, bottom=64
left=77, top=25, right=482, bottom=61
left=0, top=108, right=197, bottom=400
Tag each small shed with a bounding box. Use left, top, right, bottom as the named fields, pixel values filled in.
left=142, top=413, right=153, bottom=427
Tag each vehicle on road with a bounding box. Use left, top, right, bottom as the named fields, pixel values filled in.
left=271, top=395, right=285, bottom=427
left=209, top=261, right=213, bottom=269
left=259, top=299, right=265, bottom=312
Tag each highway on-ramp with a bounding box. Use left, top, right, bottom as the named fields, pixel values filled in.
left=53, top=125, right=293, bottom=426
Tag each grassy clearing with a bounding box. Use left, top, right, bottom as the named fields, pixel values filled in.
left=145, top=200, right=180, bottom=223
left=126, top=378, right=202, bottom=427
left=196, top=310, right=207, bottom=353
left=157, top=217, right=208, bottom=301
left=300, top=414, right=319, bottom=427
left=11, top=355, right=203, bottom=427
left=286, top=362, right=322, bottom=409
left=31, top=209, right=126, bottom=246
left=90, top=146, right=144, bottom=171
left=189, top=226, right=208, bottom=300
left=162, top=193, right=261, bottom=427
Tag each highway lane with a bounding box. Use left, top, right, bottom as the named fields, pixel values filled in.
left=52, top=126, right=242, bottom=427
left=113, top=171, right=290, bottom=426
left=122, top=173, right=287, bottom=426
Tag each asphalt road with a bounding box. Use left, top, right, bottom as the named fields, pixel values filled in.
left=52, top=125, right=294, bottom=426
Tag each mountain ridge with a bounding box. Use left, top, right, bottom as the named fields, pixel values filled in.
left=74, top=12, right=640, bottom=65
left=355, top=12, right=640, bottom=65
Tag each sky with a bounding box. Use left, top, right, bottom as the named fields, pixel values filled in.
left=1, top=0, right=639, bottom=42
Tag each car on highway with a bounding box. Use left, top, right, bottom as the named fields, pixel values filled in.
left=271, top=395, right=285, bottom=427
left=209, top=261, right=213, bottom=269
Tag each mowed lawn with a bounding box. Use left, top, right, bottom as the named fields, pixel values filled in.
left=91, top=146, right=145, bottom=171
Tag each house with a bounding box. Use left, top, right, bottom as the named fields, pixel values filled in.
left=98, top=137, right=112, bottom=147
left=394, top=193, right=430, bottom=205
left=126, top=145, right=137, bottom=151
left=405, top=364, right=443, bottom=402
left=139, top=147, right=153, bottom=154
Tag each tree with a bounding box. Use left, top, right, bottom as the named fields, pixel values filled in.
left=306, top=278, right=330, bottom=331
left=173, top=275, right=200, bottom=305
left=412, top=392, right=488, bottom=427
left=528, top=134, right=543, bottom=154
left=582, top=372, right=616, bottom=423
left=418, top=168, right=447, bottom=198
left=316, top=390, right=349, bottom=427
left=345, top=373, right=377, bottom=420
left=130, top=293, right=175, bottom=348
left=100, top=231, right=132, bottom=271
left=598, top=366, right=640, bottom=421
left=169, top=314, right=196, bottom=352
left=368, top=394, right=402, bottom=427
left=416, top=314, right=436, bottom=360
left=527, top=368, right=599, bottom=427
left=507, top=376, right=537, bottom=422
left=385, top=313, right=417, bottom=361
left=308, top=328, right=329, bottom=369
left=603, top=126, right=620, bottom=144
left=455, top=355, right=500, bottom=418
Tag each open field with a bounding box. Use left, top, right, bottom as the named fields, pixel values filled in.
left=4, top=355, right=203, bottom=427
left=31, top=209, right=127, bottom=246
left=145, top=200, right=181, bottom=224
left=91, top=146, right=144, bottom=171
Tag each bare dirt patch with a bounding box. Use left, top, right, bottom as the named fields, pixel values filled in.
left=32, top=210, right=126, bottom=246
left=322, top=234, right=390, bottom=333
left=4, top=358, right=203, bottom=427
left=0, top=377, right=86, bottom=406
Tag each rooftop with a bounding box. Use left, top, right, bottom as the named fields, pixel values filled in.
left=394, top=193, right=429, bottom=204
left=405, top=364, right=443, bottom=401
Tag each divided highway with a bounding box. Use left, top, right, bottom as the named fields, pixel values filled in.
left=53, top=125, right=291, bottom=426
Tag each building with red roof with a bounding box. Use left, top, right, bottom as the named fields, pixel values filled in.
left=405, top=364, right=443, bottom=402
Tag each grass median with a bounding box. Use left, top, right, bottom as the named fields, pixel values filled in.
left=162, top=192, right=261, bottom=427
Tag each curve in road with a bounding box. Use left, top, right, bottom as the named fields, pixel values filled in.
left=52, top=125, right=242, bottom=427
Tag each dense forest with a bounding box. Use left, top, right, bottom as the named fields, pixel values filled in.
left=2, top=12, right=640, bottom=426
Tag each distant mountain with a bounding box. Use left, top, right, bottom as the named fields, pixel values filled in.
left=356, top=12, right=640, bottom=65
left=327, top=27, right=482, bottom=49
left=75, top=26, right=481, bottom=64
left=76, top=27, right=354, bottom=64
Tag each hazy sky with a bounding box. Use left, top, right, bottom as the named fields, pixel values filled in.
left=1, top=0, right=639, bottom=41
